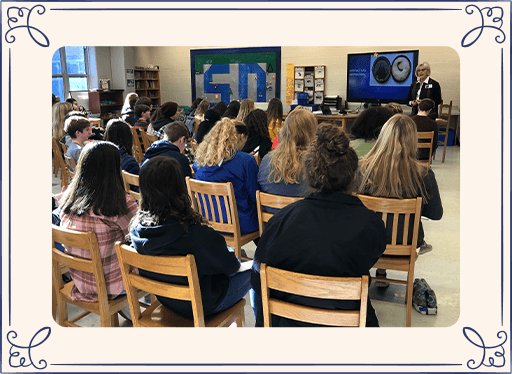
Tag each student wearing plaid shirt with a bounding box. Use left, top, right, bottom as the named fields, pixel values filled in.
left=59, top=141, right=138, bottom=302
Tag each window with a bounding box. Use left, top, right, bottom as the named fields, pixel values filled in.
left=52, top=46, right=89, bottom=102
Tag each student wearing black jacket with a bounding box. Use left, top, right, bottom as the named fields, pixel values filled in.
left=251, top=123, right=387, bottom=327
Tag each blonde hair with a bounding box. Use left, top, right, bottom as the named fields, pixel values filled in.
left=236, top=98, right=255, bottom=122
left=268, top=109, right=317, bottom=184
left=415, top=62, right=431, bottom=77
left=52, top=102, right=73, bottom=140
left=194, top=118, right=241, bottom=167
left=195, top=99, right=210, bottom=117
left=358, top=114, right=428, bottom=199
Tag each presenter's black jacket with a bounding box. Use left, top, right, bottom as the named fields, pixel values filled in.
left=251, top=192, right=387, bottom=327
left=407, top=77, right=442, bottom=119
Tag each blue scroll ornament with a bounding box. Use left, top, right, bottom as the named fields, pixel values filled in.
left=5, top=5, right=50, bottom=47
left=6, top=327, right=51, bottom=370
left=463, top=327, right=507, bottom=369
left=461, top=5, right=506, bottom=47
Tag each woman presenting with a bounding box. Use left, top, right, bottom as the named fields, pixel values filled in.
left=407, top=62, right=442, bottom=119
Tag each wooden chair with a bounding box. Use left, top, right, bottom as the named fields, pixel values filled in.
left=256, top=191, right=303, bottom=235
left=52, top=138, right=72, bottom=188
left=121, top=170, right=141, bottom=202
left=115, top=242, right=246, bottom=327
left=417, top=131, right=434, bottom=168
left=253, top=153, right=261, bottom=167
left=131, top=127, right=151, bottom=164
left=356, top=195, right=422, bottom=327
left=260, top=264, right=369, bottom=327
left=436, top=100, right=452, bottom=163
left=147, top=133, right=158, bottom=144
left=186, top=177, right=259, bottom=260
left=52, top=225, right=147, bottom=327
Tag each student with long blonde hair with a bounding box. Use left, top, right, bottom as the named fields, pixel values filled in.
left=358, top=114, right=443, bottom=284
left=257, top=109, right=317, bottom=200
left=236, top=98, right=255, bottom=123
left=193, top=118, right=259, bottom=234
left=52, top=102, right=74, bottom=145
left=193, top=99, right=210, bottom=135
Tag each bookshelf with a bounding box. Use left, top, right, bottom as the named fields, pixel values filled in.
left=134, top=68, right=161, bottom=107
left=88, top=89, right=124, bottom=127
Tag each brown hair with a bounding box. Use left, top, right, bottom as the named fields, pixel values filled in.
left=52, top=102, right=73, bottom=140
left=304, top=123, right=358, bottom=193
left=64, top=116, right=90, bottom=139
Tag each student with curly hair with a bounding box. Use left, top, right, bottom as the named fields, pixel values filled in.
left=241, top=108, right=272, bottom=159
left=129, top=156, right=251, bottom=319
left=257, top=109, right=317, bottom=201
left=251, top=122, right=387, bottom=327
left=348, top=106, right=393, bottom=158
left=193, top=118, right=259, bottom=234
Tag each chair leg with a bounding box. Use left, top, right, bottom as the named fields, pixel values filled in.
left=442, top=138, right=448, bottom=163
left=57, top=297, right=68, bottom=326
left=100, top=312, right=113, bottom=327
left=110, top=313, right=120, bottom=327
left=236, top=311, right=245, bottom=327
left=52, top=285, right=57, bottom=321
left=406, top=273, right=414, bottom=327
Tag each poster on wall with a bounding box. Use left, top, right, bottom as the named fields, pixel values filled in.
left=190, top=47, right=281, bottom=104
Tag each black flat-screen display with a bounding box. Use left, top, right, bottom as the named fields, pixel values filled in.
left=346, top=50, right=419, bottom=104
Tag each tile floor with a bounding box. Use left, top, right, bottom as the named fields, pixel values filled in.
left=53, top=145, right=460, bottom=328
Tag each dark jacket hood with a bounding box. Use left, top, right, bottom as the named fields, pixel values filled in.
left=153, top=116, right=173, bottom=132
left=130, top=220, right=185, bottom=256
left=143, top=140, right=180, bottom=159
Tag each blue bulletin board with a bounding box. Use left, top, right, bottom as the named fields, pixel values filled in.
left=190, top=47, right=281, bottom=104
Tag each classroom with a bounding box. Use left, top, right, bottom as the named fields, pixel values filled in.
left=52, top=45, right=460, bottom=328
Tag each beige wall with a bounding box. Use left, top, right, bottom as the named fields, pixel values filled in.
left=134, top=46, right=460, bottom=111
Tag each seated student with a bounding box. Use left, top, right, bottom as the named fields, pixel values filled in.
left=135, top=96, right=153, bottom=112
left=236, top=98, right=255, bottom=123
left=130, top=157, right=251, bottom=318
left=122, top=97, right=138, bottom=126
left=66, top=97, right=78, bottom=110
left=64, top=115, right=92, bottom=170
left=241, top=109, right=272, bottom=159
left=188, top=97, right=203, bottom=117
left=385, top=102, right=404, bottom=115
left=133, top=104, right=151, bottom=130
left=52, top=102, right=73, bottom=147
left=103, top=118, right=140, bottom=176
left=266, top=98, right=284, bottom=142
left=193, top=118, right=259, bottom=234
left=52, top=93, right=60, bottom=107
left=211, top=101, right=227, bottom=117
left=358, top=114, right=443, bottom=284
left=348, top=106, right=393, bottom=158
left=411, top=98, right=439, bottom=160
left=195, top=109, right=221, bottom=144
left=122, top=92, right=138, bottom=114
left=142, top=121, right=192, bottom=178
left=251, top=123, right=387, bottom=327
left=150, top=101, right=180, bottom=139
left=257, top=109, right=317, bottom=202
left=193, top=99, right=210, bottom=136
left=222, top=100, right=240, bottom=119
left=129, top=156, right=251, bottom=319
left=59, top=141, right=139, bottom=302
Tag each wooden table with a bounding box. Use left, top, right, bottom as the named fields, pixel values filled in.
left=283, top=112, right=359, bottom=132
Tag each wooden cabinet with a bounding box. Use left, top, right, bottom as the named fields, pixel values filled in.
left=88, top=89, right=124, bottom=127
left=135, top=68, right=161, bottom=107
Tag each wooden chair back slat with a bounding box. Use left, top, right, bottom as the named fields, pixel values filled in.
left=256, top=191, right=304, bottom=235
left=355, top=194, right=423, bottom=326
left=121, top=170, right=141, bottom=202
left=115, top=243, right=206, bottom=327
left=417, top=131, right=434, bottom=167
left=260, top=264, right=368, bottom=327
